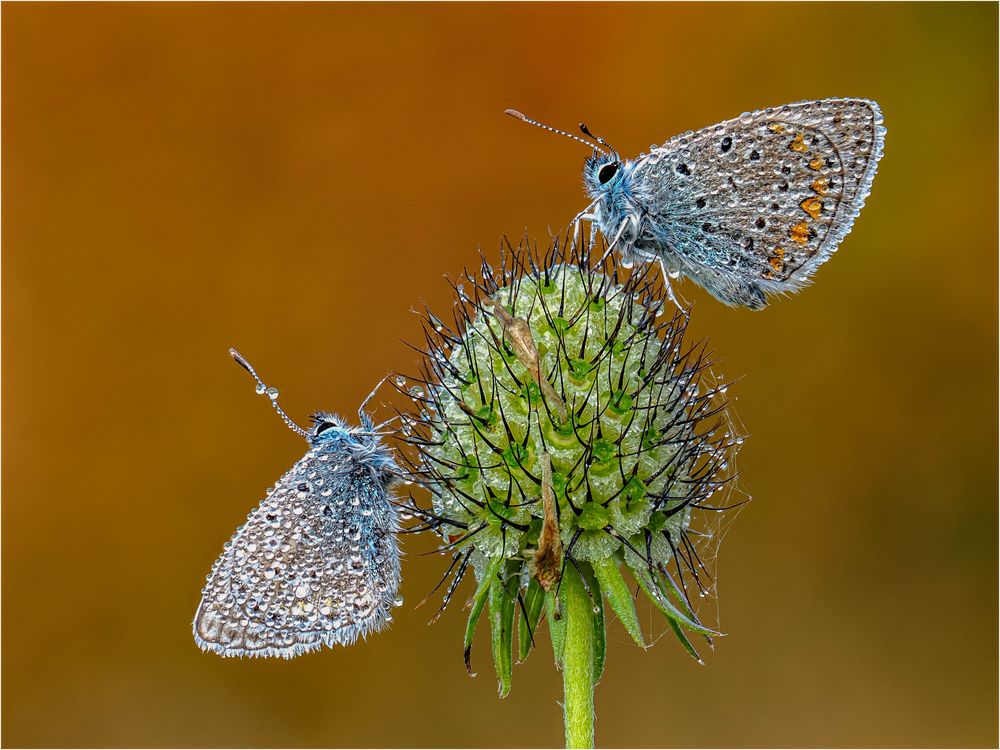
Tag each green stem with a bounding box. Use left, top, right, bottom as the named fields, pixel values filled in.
left=562, top=565, right=596, bottom=749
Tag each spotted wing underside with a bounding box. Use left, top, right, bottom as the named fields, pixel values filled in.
left=630, top=98, right=885, bottom=308
left=193, top=447, right=400, bottom=658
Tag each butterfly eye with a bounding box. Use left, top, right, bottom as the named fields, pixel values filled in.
left=597, top=162, right=619, bottom=185
left=314, top=421, right=337, bottom=436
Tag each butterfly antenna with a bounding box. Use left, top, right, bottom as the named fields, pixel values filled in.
left=579, top=122, right=618, bottom=161
left=229, top=348, right=309, bottom=439
left=505, top=109, right=607, bottom=155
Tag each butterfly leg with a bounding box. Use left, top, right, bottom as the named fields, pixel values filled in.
left=568, top=198, right=600, bottom=248
left=659, top=259, right=690, bottom=317
left=569, top=212, right=597, bottom=248
left=569, top=200, right=598, bottom=227
left=596, top=219, right=630, bottom=265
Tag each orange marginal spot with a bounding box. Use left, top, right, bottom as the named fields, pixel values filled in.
left=811, top=177, right=830, bottom=195
left=768, top=123, right=786, bottom=134
left=768, top=247, right=786, bottom=274
left=790, top=222, right=810, bottom=246
left=789, top=134, right=808, bottom=152
left=809, top=157, right=824, bottom=171
left=799, top=197, right=823, bottom=219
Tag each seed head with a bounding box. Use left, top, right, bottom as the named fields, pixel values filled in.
left=394, top=235, right=745, bottom=695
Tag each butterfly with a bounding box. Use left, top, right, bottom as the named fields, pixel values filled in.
left=506, top=99, right=886, bottom=310
left=193, top=349, right=401, bottom=658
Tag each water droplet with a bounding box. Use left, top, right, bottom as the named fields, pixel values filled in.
left=266, top=387, right=279, bottom=400
left=255, top=383, right=267, bottom=395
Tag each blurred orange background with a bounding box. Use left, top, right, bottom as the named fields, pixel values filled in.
left=3, top=3, right=997, bottom=747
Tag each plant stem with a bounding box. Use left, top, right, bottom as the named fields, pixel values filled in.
left=562, top=565, right=596, bottom=749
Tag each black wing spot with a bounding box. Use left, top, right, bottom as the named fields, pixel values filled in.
left=676, top=162, right=690, bottom=176
left=695, top=198, right=706, bottom=209
left=750, top=149, right=760, bottom=161
left=755, top=217, right=766, bottom=229
left=720, top=136, right=732, bottom=153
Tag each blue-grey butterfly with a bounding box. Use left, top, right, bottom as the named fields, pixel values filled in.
left=507, top=99, right=886, bottom=310
left=193, top=349, right=401, bottom=658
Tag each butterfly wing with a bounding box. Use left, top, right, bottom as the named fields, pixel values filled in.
left=628, top=98, right=885, bottom=308
left=194, top=444, right=401, bottom=658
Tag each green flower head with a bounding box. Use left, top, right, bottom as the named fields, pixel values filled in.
left=395, top=235, right=744, bottom=700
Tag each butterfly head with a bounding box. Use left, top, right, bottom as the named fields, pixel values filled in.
left=308, top=412, right=346, bottom=441
left=583, top=153, right=623, bottom=197
left=309, top=412, right=367, bottom=446
left=309, top=411, right=396, bottom=470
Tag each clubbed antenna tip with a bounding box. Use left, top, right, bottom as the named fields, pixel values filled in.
left=504, top=108, right=608, bottom=155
